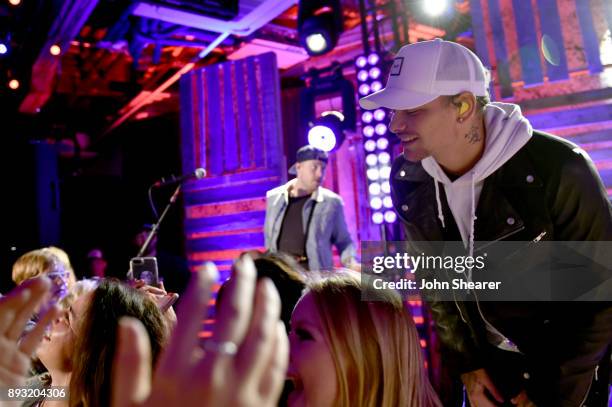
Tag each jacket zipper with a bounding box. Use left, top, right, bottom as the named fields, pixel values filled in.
left=475, top=225, right=526, bottom=252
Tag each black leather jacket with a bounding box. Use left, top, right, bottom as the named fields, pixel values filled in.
left=391, top=131, right=612, bottom=405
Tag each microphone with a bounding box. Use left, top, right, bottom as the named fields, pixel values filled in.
left=153, top=168, right=206, bottom=187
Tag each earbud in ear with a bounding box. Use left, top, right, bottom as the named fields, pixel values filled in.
left=459, top=102, right=469, bottom=115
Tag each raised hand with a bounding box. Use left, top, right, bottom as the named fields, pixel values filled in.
left=0, top=277, right=60, bottom=386
left=112, top=255, right=288, bottom=407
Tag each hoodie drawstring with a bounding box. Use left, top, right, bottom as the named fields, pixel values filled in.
left=434, top=181, right=446, bottom=228
left=468, top=171, right=477, bottom=279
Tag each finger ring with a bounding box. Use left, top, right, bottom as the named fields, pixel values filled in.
left=202, top=340, right=238, bottom=356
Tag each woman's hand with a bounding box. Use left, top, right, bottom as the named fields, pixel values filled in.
left=112, top=255, right=288, bottom=407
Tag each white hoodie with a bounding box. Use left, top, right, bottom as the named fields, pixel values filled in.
left=421, top=102, right=533, bottom=258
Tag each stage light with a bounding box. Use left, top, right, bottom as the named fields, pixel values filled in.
left=383, top=196, right=394, bottom=208
left=380, top=166, right=391, bottom=179
left=364, top=140, right=376, bottom=152
left=369, top=183, right=381, bottom=195
left=378, top=152, right=390, bottom=165
left=363, top=125, right=375, bottom=137
left=368, top=53, right=380, bottom=65
left=357, top=70, right=369, bottom=82
left=376, top=137, right=389, bottom=149
left=372, top=212, right=384, bottom=224
left=370, top=197, right=383, bottom=210
left=8, top=79, right=19, bottom=90
left=384, top=211, right=397, bottom=223
left=358, top=83, right=370, bottom=95
left=8, top=0, right=21, bottom=5
left=371, top=81, right=382, bottom=92
left=298, top=0, right=343, bottom=56
left=0, top=44, right=7, bottom=55
left=369, top=67, right=381, bottom=79
left=356, top=56, right=367, bottom=68
left=373, top=109, right=386, bottom=121
left=305, top=34, right=327, bottom=54
left=367, top=168, right=380, bottom=181
left=375, top=123, right=387, bottom=135
left=366, top=154, right=378, bottom=166
left=308, top=111, right=345, bottom=152
left=423, top=0, right=448, bottom=16
left=50, top=44, right=61, bottom=56
left=308, top=125, right=337, bottom=152
left=361, top=111, right=373, bottom=123
left=381, top=181, right=391, bottom=194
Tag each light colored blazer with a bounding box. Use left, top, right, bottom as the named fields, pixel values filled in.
left=264, top=179, right=357, bottom=271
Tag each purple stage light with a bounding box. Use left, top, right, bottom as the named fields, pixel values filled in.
left=370, top=197, right=382, bottom=210
left=372, top=212, right=384, bottom=224
left=381, top=181, right=391, bottom=194
left=364, top=140, right=376, bottom=152
left=377, top=152, right=390, bottom=165
left=373, top=109, right=386, bottom=121
left=366, top=153, right=378, bottom=166
left=356, top=56, right=367, bottom=68
left=379, top=166, right=391, bottom=179
left=0, top=44, right=7, bottom=55
left=366, top=168, right=380, bottom=181
left=369, top=182, right=381, bottom=195
left=357, top=69, right=369, bottom=82
left=369, top=67, right=381, bottom=79
left=376, top=137, right=389, bottom=150
left=375, top=123, right=387, bottom=135
left=371, top=81, right=382, bottom=92
left=384, top=211, right=397, bottom=223
left=361, top=111, right=373, bottom=123
left=363, top=125, right=375, bottom=137
left=383, top=196, right=393, bottom=208
left=368, top=53, right=380, bottom=65
left=358, top=83, right=371, bottom=95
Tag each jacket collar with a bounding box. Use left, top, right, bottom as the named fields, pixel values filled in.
left=392, top=140, right=543, bottom=243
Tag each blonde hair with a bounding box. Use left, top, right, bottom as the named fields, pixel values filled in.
left=12, top=249, right=59, bottom=284
left=305, top=272, right=441, bottom=407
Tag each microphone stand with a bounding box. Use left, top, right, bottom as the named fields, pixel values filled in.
left=137, top=183, right=182, bottom=258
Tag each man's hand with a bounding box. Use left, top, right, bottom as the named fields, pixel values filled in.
left=112, top=255, right=288, bottom=407
left=461, top=368, right=504, bottom=407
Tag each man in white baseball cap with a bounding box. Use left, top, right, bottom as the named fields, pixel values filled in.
left=360, top=39, right=612, bottom=406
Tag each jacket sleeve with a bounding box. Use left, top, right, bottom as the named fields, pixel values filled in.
left=331, top=198, right=357, bottom=267
left=549, top=148, right=612, bottom=404
left=263, top=195, right=273, bottom=250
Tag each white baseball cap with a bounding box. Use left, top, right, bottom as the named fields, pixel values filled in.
left=359, top=39, right=489, bottom=111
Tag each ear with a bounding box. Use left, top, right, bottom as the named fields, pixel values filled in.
left=453, top=92, right=477, bottom=123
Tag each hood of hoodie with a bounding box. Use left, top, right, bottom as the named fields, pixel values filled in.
left=421, top=102, right=532, bottom=253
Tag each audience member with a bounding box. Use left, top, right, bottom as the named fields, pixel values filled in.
left=130, top=224, right=190, bottom=297
left=111, top=256, right=288, bottom=407
left=287, top=272, right=441, bottom=407
left=12, top=249, right=73, bottom=319
left=85, top=248, right=108, bottom=279
left=0, top=277, right=59, bottom=388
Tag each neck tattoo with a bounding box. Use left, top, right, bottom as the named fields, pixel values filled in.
left=465, top=124, right=481, bottom=144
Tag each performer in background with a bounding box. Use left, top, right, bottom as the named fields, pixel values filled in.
left=264, top=145, right=359, bottom=271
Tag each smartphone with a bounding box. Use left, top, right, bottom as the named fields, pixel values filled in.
left=129, top=256, right=159, bottom=286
